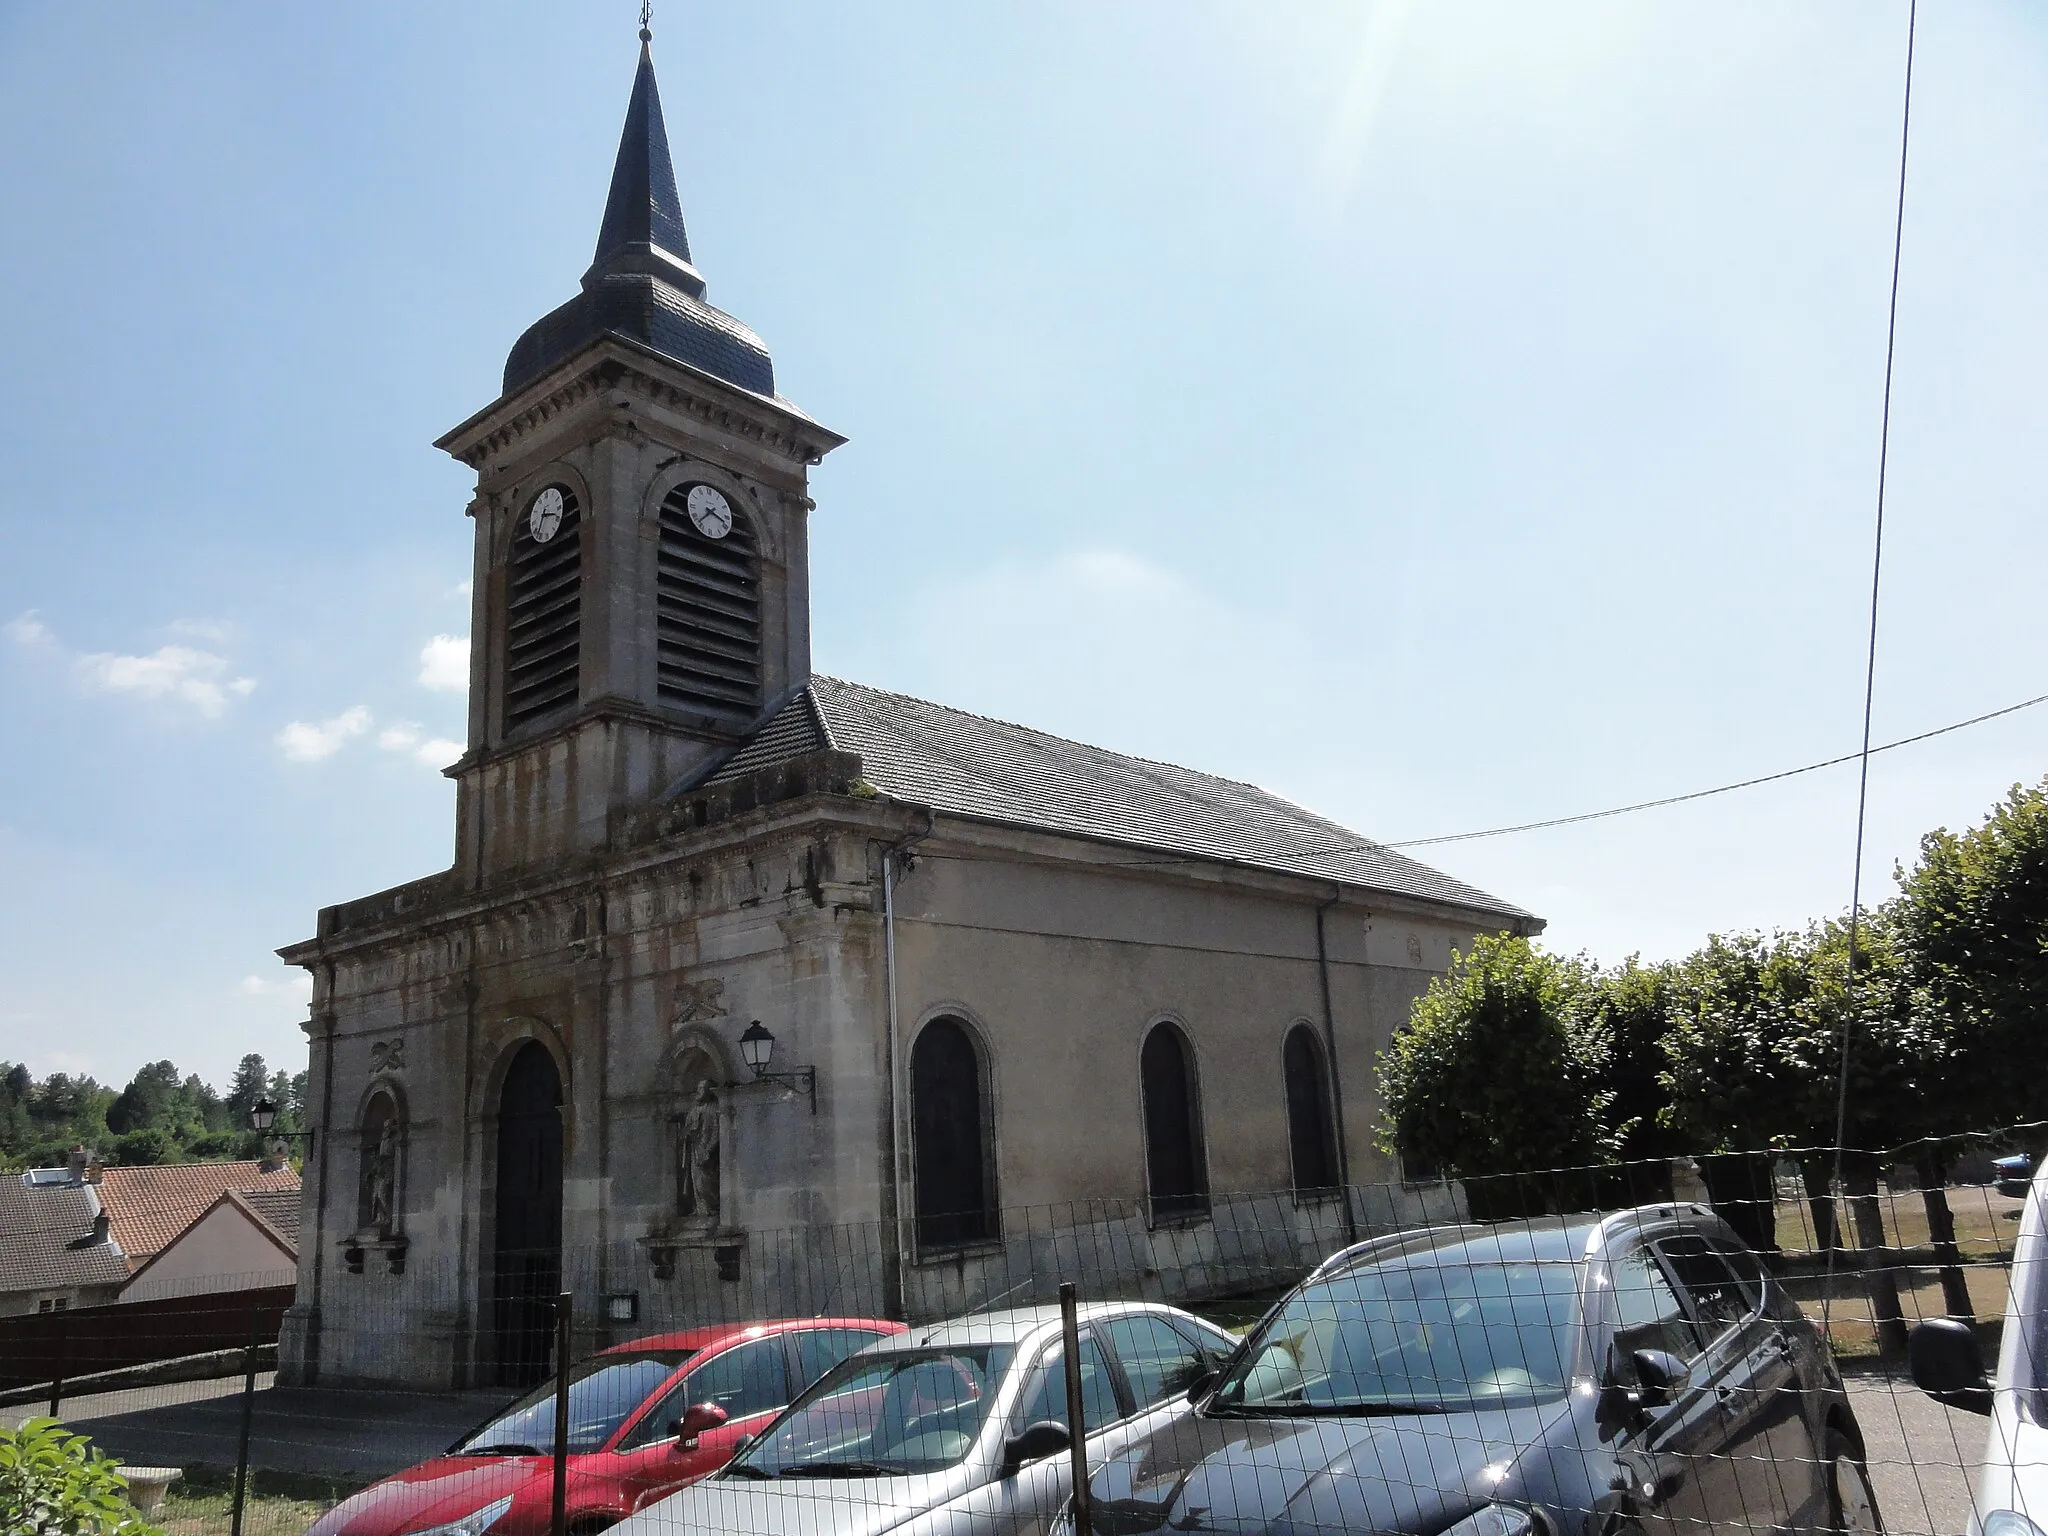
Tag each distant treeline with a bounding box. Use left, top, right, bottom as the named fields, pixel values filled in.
left=0, top=1053, right=308, bottom=1170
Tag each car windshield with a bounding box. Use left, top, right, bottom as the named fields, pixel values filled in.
left=729, top=1345, right=1015, bottom=1478
left=1211, top=1258, right=1585, bottom=1415
left=454, top=1351, right=692, bottom=1455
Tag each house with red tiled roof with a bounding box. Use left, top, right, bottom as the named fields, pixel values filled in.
left=118, top=1187, right=298, bottom=1304
left=94, top=1160, right=299, bottom=1271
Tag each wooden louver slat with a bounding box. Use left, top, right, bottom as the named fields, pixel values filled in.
left=656, top=486, right=761, bottom=719
left=504, top=488, right=582, bottom=732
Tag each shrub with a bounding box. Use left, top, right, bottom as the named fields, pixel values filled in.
left=0, top=1417, right=163, bottom=1535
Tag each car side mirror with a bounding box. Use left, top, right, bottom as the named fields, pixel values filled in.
left=1184, top=1369, right=1218, bottom=1405
left=672, top=1401, right=729, bottom=1449
left=1001, top=1419, right=1071, bottom=1474
left=1630, top=1349, right=1686, bottom=1410
left=1909, top=1319, right=1993, bottom=1415
left=1597, top=1347, right=1687, bottom=1431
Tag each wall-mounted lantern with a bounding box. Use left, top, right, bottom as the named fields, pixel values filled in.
left=737, top=1021, right=815, bottom=1113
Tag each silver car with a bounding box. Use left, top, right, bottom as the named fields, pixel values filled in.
left=610, top=1301, right=1238, bottom=1536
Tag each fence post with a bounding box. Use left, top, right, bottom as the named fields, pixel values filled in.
left=551, top=1291, right=572, bottom=1536
left=229, top=1302, right=261, bottom=1536
left=1060, top=1282, right=1092, bottom=1536
left=47, top=1310, right=68, bottom=1419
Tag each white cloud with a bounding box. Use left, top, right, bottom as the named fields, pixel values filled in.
left=238, top=970, right=313, bottom=1001
left=6, top=611, right=55, bottom=649
left=378, top=722, right=464, bottom=769
left=77, top=644, right=257, bottom=718
left=8, top=614, right=256, bottom=717
left=277, top=705, right=372, bottom=762
left=419, top=634, right=469, bottom=692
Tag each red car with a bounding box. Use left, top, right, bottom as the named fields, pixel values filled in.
left=305, top=1317, right=903, bottom=1536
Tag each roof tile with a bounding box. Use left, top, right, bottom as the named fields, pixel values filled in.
left=96, top=1161, right=301, bottom=1262
left=701, top=678, right=1531, bottom=922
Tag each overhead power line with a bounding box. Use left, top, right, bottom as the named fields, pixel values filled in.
left=1386, top=686, right=2044, bottom=850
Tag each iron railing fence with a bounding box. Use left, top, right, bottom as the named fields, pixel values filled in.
left=5, top=1135, right=2036, bottom=1536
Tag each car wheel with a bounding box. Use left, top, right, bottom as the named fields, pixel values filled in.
left=1826, top=1428, right=1883, bottom=1535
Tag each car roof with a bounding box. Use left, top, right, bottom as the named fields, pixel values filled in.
left=1306, top=1203, right=1731, bottom=1284
left=863, top=1301, right=1206, bottom=1352
left=599, top=1317, right=902, bottom=1355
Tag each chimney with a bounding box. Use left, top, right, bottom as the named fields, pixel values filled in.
left=67, top=1145, right=88, bottom=1184
left=91, top=1211, right=110, bottom=1245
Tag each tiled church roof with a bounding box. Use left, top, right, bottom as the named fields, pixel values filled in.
left=702, top=678, right=1533, bottom=923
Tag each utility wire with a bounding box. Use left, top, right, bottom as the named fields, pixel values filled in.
left=1385, top=687, right=2044, bottom=850
left=1826, top=0, right=1917, bottom=1331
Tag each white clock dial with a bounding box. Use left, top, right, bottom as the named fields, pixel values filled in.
left=685, top=484, right=734, bottom=540
left=528, top=486, right=566, bottom=544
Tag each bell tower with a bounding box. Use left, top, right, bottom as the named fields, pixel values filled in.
left=433, top=32, right=844, bottom=882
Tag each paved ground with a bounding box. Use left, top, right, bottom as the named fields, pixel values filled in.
left=34, top=1375, right=509, bottom=1483
left=1847, top=1369, right=1987, bottom=1536
left=25, top=1365, right=1992, bottom=1531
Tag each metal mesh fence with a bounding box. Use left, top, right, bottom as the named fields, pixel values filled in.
left=5, top=1138, right=2038, bottom=1536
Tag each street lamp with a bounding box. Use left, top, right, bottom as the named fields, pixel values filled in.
left=249, top=1096, right=314, bottom=1151
left=736, top=1021, right=815, bottom=1112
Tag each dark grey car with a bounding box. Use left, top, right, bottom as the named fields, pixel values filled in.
left=1070, top=1206, right=1879, bottom=1536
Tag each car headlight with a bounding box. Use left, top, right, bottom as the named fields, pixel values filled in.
left=409, top=1494, right=516, bottom=1536
left=1983, top=1514, right=2047, bottom=1536
left=1440, top=1505, right=1540, bottom=1536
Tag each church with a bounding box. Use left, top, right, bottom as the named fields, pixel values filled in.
left=278, top=33, right=1539, bottom=1388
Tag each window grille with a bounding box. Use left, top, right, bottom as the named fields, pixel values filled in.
left=503, top=486, right=582, bottom=732
left=656, top=485, right=762, bottom=720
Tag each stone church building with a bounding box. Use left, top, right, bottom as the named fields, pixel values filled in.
left=279, top=37, right=1538, bottom=1387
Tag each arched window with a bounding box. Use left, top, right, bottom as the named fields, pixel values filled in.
left=504, top=483, right=583, bottom=732
left=910, top=1017, right=995, bottom=1249
left=1140, top=1023, right=1208, bottom=1221
left=355, top=1090, right=403, bottom=1238
left=1283, top=1025, right=1340, bottom=1195
left=656, top=482, right=762, bottom=722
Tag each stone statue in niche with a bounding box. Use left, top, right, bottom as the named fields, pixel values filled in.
left=677, top=1079, right=721, bottom=1227
left=366, top=1118, right=398, bottom=1236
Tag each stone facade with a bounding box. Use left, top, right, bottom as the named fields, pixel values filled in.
left=276, top=37, right=1538, bottom=1388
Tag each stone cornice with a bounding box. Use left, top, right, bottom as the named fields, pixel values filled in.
left=277, top=790, right=918, bottom=966
left=434, top=335, right=846, bottom=474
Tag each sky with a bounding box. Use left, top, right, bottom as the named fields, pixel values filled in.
left=1, top=2, right=2043, bottom=1093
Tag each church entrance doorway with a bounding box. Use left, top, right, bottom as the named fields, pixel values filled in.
left=491, top=1041, right=563, bottom=1387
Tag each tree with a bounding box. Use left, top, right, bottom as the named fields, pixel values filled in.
left=110, top=1128, right=174, bottom=1167
left=225, top=1054, right=270, bottom=1132
left=1378, top=935, right=1613, bottom=1213
left=1894, top=775, right=2048, bottom=1130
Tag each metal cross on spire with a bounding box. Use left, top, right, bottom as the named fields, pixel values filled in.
left=639, top=1, right=652, bottom=43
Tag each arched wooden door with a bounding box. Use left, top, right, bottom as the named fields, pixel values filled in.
left=492, top=1042, right=564, bottom=1386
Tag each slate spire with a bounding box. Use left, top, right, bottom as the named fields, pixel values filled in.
left=585, top=35, right=706, bottom=299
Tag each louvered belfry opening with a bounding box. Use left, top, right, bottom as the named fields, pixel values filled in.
left=503, top=487, right=582, bottom=732
left=656, top=484, right=762, bottom=720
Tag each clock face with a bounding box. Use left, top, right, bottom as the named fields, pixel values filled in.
left=685, top=484, right=734, bottom=540
left=528, top=486, right=566, bottom=544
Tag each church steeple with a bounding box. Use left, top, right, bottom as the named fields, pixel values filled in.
left=499, top=33, right=775, bottom=399
left=435, top=20, right=842, bottom=881
left=586, top=37, right=704, bottom=299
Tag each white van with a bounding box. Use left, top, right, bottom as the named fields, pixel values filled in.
left=1911, top=1156, right=2047, bottom=1536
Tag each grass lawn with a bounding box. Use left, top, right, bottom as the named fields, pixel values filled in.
left=151, top=1466, right=357, bottom=1536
